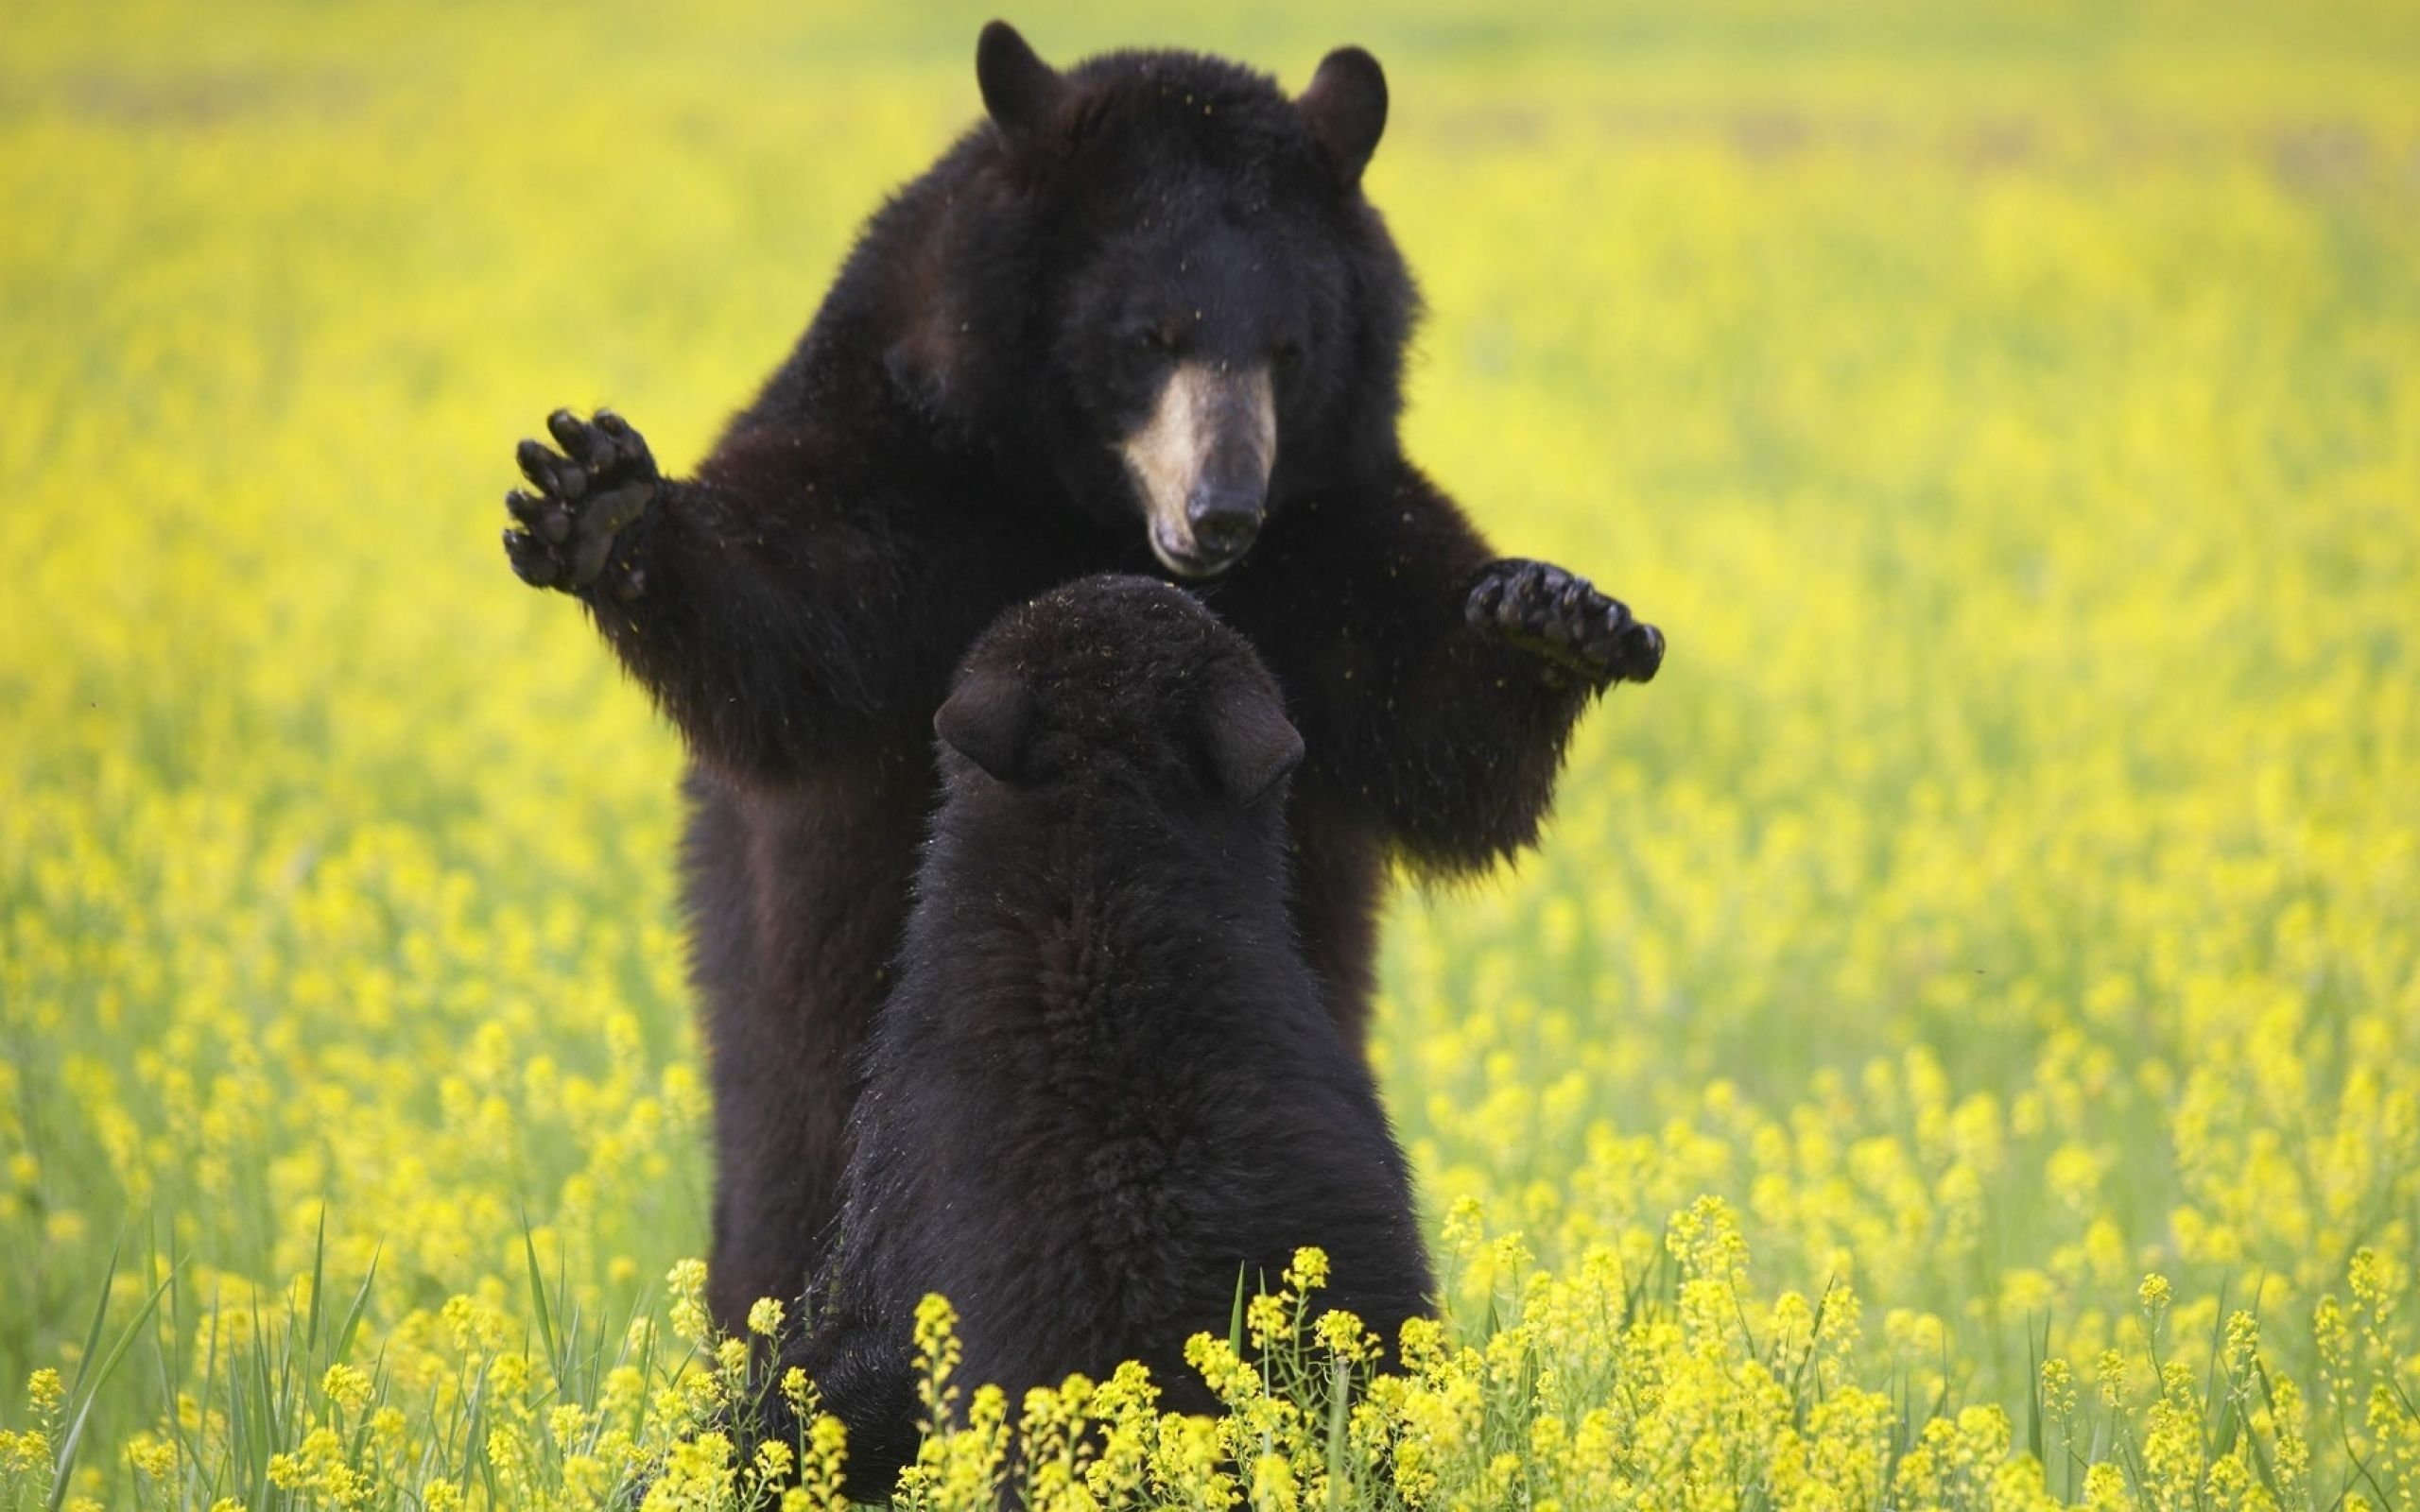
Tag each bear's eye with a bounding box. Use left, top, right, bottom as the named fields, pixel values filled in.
left=1270, top=339, right=1305, bottom=371
left=1133, top=319, right=1183, bottom=354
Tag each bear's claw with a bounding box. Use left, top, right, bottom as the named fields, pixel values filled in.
left=1466, top=558, right=1663, bottom=688
left=504, top=408, right=660, bottom=594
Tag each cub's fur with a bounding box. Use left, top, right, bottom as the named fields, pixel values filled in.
left=789, top=576, right=1433, bottom=1498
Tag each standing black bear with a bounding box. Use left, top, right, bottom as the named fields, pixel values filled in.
left=502, top=22, right=1663, bottom=1329
left=791, top=576, right=1435, bottom=1496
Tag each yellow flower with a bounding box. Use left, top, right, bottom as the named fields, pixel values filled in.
left=321, top=1363, right=373, bottom=1414
left=1249, top=1451, right=1298, bottom=1512
left=25, top=1369, right=62, bottom=1418
left=125, top=1432, right=178, bottom=1478
left=2137, top=1272, right=2172, bottom=1317
left=2098, top=1349, right=2131, bottom=1408
left=781, top=1365, right=815, bottom=1415
left=747, top=1297, right=786, bottom=1338
left=0, top=1430, right=51, bottom=1475
left=1312, top=1308, right=1377, bottom=1366
left=2221, top=1310, right=2259, bottom=1376
left=1284, top=1246, right=1329, bottom=1294
left=752, top=1437, right=794, bottom=1482
left=1245, top=1293, right=1288, bottom=1350
left=715, top=1335, right=751, bottom=1380
left=666, top=1258, right=712, bottom=1345
left=2041, top=1356, right=2077, bottom=1422
left=548, top=1402, right=593, bottom=1452
left=913, top=1293, right=960, bottom=1364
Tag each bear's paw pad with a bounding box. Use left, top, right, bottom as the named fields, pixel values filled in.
left=504, top=409, right=661, bottom=595
left=1466, top=558, right=1663, bottom=688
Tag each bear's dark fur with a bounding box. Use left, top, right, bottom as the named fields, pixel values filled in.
left=502, top=22, right=1662, bottom=1329
left=789, top=575, right=1434, bottom=1498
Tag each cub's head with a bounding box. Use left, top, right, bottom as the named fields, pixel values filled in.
left=933, top=576, right=1303, bottom=818
left=897, top=23, right=1413, bottom=578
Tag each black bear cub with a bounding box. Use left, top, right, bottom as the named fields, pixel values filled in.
left=789, top=576, right=1433, bottom=1497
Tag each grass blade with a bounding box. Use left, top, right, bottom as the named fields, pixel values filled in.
left=1229, top=1263, right=1248, bottom=1358
left=50, top=1266, right=177, bottom=1512
left=331, top=1244, right=383, bottom=1369
left=1324, top=1355, right=1352, bottom=1509
left=522, top=1215, right=560, bottom=1378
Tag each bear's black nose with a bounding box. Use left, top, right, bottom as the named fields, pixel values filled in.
left=1186, top=487, right=1263, bottom=558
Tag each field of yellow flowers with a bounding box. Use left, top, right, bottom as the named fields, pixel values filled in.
left=5, top=1, right=2417, bottom=1506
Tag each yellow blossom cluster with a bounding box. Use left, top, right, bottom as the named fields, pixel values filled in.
left=4, top=0, right=2417, bottom=1506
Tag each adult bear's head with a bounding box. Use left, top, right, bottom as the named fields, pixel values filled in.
left=887, top=23, right=1417, bottom=578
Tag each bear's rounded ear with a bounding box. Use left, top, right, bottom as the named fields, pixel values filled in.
left=977, top=20, right=1064, bottom=139
left=1200, top=677, right=1305, bottom=809
left=936, top=667, right=1040, bottom=784
left=1297, top=46, right=1388, bottom=185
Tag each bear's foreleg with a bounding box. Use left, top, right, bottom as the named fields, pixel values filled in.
left=1233, top=459, right=1662, bottom=875
left=504, top=410, right=991, bottom=784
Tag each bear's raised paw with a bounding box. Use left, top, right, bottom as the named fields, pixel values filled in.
left=504, top=409, right=660, bottom=596
left=1466, top=558, right=1663, bottom=689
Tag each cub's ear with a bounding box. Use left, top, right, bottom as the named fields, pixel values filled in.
left=1297, top=46, right=1388, bottom=185
left=1201, top=677, right=1305, bottom=809
left=935, top=667, right=1039, bottom=783
left=977, top=20, right=1064, bottom=138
